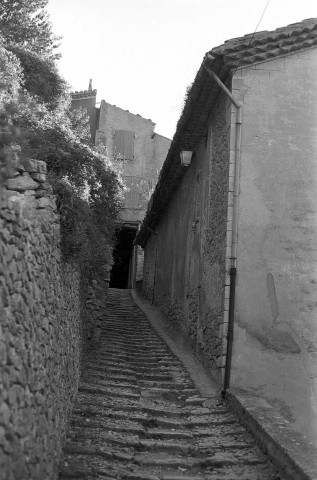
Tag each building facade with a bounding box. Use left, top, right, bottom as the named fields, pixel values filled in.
left=137, top=19, right=317, bottom=445
left=71, top=86, right=171, bottom=288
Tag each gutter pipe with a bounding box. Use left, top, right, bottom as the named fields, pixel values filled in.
left=203, top=56, right=242, bottom=392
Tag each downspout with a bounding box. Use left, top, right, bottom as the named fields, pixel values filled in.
left=132, top=224, right=141, bottom=289
left=203, top=57, right=242, bottom=393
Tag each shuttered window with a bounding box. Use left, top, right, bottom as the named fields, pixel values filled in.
left=114, top=130, right=134, bottom=160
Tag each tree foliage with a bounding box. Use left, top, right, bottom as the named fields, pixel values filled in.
left=0, top=45, right=23, bottom=184
left=0, top=3, right=123, bottom=277
left=67, top=106, right=91, bottom=144
left=7, top=45, right=69, bottom=109
left=0, top=0, right=60, bottom=58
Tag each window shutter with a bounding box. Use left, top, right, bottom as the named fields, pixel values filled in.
left=114, top=130, right=134, bottom=160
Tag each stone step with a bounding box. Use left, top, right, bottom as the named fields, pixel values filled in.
left=78, top=384, right=140, bottom=399
left=59, top=291, right=281, bottom=480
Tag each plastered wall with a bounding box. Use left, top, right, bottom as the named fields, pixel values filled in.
left=231, top=48, right=317, bottom=444
left=95, top=101, right=171, bottom=223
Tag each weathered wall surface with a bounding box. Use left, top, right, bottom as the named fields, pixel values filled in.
left=0, top=157, right=85, bottom=479
left=143, top=91, right=231, bottom=380
left=95, top=101, right=171, bottom=223
left=231, top=48, right=317, bottom=444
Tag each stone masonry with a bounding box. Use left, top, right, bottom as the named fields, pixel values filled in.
left=0, top=155, right=85, bottom=479
left=142, top=89, right=231, bottom=381
left=59, top=289, right=283, bottom=480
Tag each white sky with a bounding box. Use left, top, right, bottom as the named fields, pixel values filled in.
left=47, top=0, right=316, bottom=139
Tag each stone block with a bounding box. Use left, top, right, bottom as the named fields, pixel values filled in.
left=226, top=206, right=233, bottom=222
left=37, top=182, right=53, bottom=193
left=228, top=174, right=234, bottom=192
left=20, top=158, right=38, bottom=173
left=36, top=160, right=47, bottom=174
left=5, top=170, right=21, bottom=179
left=21, top=158, right=47, bottom=174
left=6, top=176, right=39, bottom=192
left=16, top=163, right=25, bottom=173
left=36, top=197, right=55, bottom=210
left=218, top=322, right=229, bottom=339
left=21, top=197, right=38, bottom=219
left=24, top=190, right=37, bottom=196
left=30, top=173, right=46, bottom=183
left=2, top=190, right=23, bottom=201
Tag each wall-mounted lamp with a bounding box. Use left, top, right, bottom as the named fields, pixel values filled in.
left=180, top=150, right=193, bottom=167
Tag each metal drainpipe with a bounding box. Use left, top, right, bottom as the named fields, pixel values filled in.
left=203, top=58, right=242, bottom=393
left=132, top=224, right=141, bottom=290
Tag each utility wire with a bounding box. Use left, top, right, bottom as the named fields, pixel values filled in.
left=232, top=0, right=272, bottom=74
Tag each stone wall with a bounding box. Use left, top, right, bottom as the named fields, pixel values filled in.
left=0, top=155, right=86, bottom=479
left=143, top=90, right=231, bottom=380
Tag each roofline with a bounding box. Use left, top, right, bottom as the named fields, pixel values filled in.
left=71, top=89, right=97, bottom=99
left=152, top=132, right=173, bottom=141
left=136, top=57, right=227, bottom=247
left=136, top=18, right=317, bottom=248
left=100, top=100, right=156, bottom=126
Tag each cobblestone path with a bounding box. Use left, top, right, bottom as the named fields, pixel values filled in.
left=59, top=289, right=282, bottom=480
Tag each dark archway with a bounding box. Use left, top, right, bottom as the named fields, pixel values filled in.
left=109, top=226, right=137, bottom=288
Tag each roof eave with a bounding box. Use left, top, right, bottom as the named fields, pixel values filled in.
left=136, top=18, right=317, bottom=247
left=136, top=55, right=230, bottom=247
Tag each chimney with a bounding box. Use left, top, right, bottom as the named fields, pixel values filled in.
left=88, top=79, right=92, bottom=91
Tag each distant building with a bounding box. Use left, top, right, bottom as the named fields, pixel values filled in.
left=71, top=84, right=171, bottom=288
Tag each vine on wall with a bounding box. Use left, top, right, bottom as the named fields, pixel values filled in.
left=0, top=3, right=123, bottom=279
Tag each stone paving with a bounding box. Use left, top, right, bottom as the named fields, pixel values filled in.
left=58, top=289, right=283, bottom=480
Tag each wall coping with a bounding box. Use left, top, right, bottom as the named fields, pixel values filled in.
left=226, top=390, right=317, bottom=480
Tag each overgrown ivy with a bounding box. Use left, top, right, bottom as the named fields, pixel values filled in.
left=7, top=45, right=69, bottom=110
left=0, top=39, right=123, bottom=279
left=0, top=0, right=61, bottom=59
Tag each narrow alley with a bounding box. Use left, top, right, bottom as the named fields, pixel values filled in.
left=58, top=289, right=281, bottom=480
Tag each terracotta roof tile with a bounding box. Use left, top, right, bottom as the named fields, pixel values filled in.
left=210, top=18, right=317, bottom=68
left=136, top=18, right=317, bottom=247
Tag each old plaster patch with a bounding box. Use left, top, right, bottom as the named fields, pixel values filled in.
left=267, top=273, right=278, bottom=324
left=265, top=273, right=301, bottom=354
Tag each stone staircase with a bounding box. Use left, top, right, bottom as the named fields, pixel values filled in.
left=58, top=289, right=282, bottom=480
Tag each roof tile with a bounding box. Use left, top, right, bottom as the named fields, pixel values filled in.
left=136, top=18, right=317, bottom=247
left=211, top=18, right=317, bottom=68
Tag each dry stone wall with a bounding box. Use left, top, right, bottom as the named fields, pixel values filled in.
left=142, top=90, right=231, bottom=381
left=0, top=155, right=86, bottom=479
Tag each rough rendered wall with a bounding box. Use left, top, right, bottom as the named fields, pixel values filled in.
left=0, top=158, right=84, bottom=479
left=231, top=48, right=317, bottom=444
left=143, top=91, right=231, bottom=380
left=95, top=102, right=171, bottom=223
